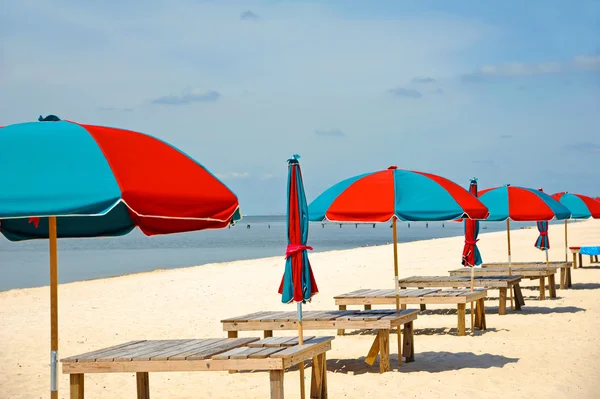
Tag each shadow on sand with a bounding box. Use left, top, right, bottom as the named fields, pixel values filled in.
left=569, top=283, right=600, bottom=290
left=326, top=351, right=520, bottom=375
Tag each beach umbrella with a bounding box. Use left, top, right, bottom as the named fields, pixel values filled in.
left=461, top=178, right=482, bottom=332
left=534, top=189, right=552, bottom=267
left=279, top=155, right=318, bottom=399
left=551, top=192, right=600, bottom=262
left=0, top=116, right=241, bottom=399
left=308, top=166, right=488, bottom=313
left=478, top=185, right=570, bottom=307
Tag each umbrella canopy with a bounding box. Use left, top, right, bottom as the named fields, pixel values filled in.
left=309, top=166, right=489, bottom=222
left=551, top=192, right=600, bottom=219
left=309, top=166, right=488, bottom=313
left=551, top=192, right=600, bottom=262
left=0, top=117, right=241, bottom=399
left=478, top=185, right=571, bottom=222
left=0, top=119, right=240, bottom=240
left=279, top=155, right=318, bottom=304
left=534, top=221, right=550, bottom=250
left=462, top=178, right=482, bottom=267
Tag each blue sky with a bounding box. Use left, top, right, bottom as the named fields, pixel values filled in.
left=1, top=0, right=599, bottom=214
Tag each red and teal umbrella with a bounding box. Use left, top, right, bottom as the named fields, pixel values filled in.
left=278, top=155, right=317, bottom=399
left=478, top=185, right=570, bottom=270
left=551, top=192, right=600, bottom=261
left=0, top=116, right=241, bottom=398
left=309, top=166, right=489, bottom=311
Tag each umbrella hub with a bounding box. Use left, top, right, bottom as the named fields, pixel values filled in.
left=38, top=115, right=61, bottom=122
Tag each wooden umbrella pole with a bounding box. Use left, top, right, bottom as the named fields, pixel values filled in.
left=470, top=266, right=475, bottom=333
left=545, top=249, right=549, bottom=270
left=506, top=219, right=514, bottom=310
left=297, top=303, right=305, bottom=399
left=564, top=220, right=568, bottom=263
left=392, top=218, right=403, bottom=360
left=49, top=217, right=59, bottom=399
left=392, top=218, right=400, bottom=311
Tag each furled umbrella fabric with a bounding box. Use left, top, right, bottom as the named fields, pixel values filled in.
left=279, top=155, right=318, bottom=304
left=534, top=221, right=550, bottom=250
left=462, top=178, right=483, bottom=267
left=551, top=192, right=600, bottom=262
left=0, top=117, right=241, bottom=399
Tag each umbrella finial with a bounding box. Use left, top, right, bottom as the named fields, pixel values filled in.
left=470, top=177, right=478, bottom=183
left=38, top=115, right=61, bottom=122
left=288, top=154, right=301, bottom=164
left=387, top=165, right=398, bottom=170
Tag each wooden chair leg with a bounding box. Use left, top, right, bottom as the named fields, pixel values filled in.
left=269, top=370, right=284, bottom=399
left=560, top=268, right=565, bottom=289
left=457, top=304, right=466, bottom=336
left=264, top=330, right=273, bottom=338
left=573, top=252, right=578, bottom=269
left=70, top=374, right=84, bottom=399
left=310, top=353, right=327, bottom=399
left=378, top=329, right=390, bottom=373
left=403, top=321, right=415, bottom=362
left=548, top=275, right=557, bottom=298
left=579, top=253, right=583, bottom=268
left=397, top=325, right=402, bottom=366
left=364, top=304, right=372, bottom=310
left=136, top=372, right=149, bottom=399
left=337, top=305, right=346, bottom=335
left=418, top=287, right=426, bottom=310
left=567, top=268, right=572, bottom=288
left=365, top=332, right=380, bottom=366
left=479, top=299, right=487, bottom=330
left=539, top=277, right=546, bottom=300
left=513, top=285, right=523, bottom=310
left=498, top=288, right=507, bottom=315
left=228, top=331, right=239, bottom=373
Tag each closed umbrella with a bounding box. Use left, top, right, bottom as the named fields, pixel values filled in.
left=279, top=155, right=318, bottom=399
left=462, top=178, right=482, bottom=332
left=0, top=116, right=241, bottom=398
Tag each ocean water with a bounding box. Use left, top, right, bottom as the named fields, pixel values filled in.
left=0, top=215, right=527, bottom=291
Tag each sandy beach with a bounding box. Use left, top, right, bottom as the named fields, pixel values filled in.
left=1, top=219, right=599, bottom=398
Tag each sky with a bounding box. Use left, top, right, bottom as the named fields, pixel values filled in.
left=1, top=0, right=599, bottom=215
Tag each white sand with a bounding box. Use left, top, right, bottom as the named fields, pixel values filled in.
left=1, top=219, right=599, bottom=398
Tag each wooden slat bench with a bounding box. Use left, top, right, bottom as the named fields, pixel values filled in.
left=396, top=275, right=524, bottom=315
left=333, top=289, right=487, bottom=337
left=222, top=309, right=417, bottom=373
left=570, top=247, right=600, bottom=268
left=61, top=336, right=334, bottom=399
left=449, top=267, right=557, bottom=300
left=482, top=261, right=572, bottom=289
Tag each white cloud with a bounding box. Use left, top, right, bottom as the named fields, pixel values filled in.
left=467, top=55, right=599, bottom=78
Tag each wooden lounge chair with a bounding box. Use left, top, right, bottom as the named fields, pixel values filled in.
left=482, top=261, right=572, bottom=289
left=570, top=246, right=600, bottom=268
left=221, top=309, right=417, bottom=373
left=448, top=267, right=557, bottom=300
left=61, top=336, right=334, bottom=399
left=396, top=275, right=523, bottom=315
left=333, top=289, right=487, bottom=337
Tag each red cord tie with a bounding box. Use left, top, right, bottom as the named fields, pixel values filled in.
left=285, top=244, right=313, bottom=258
left=539, top=232, right=548, bottom=236
left=464, top=239, right=479, bottom=245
